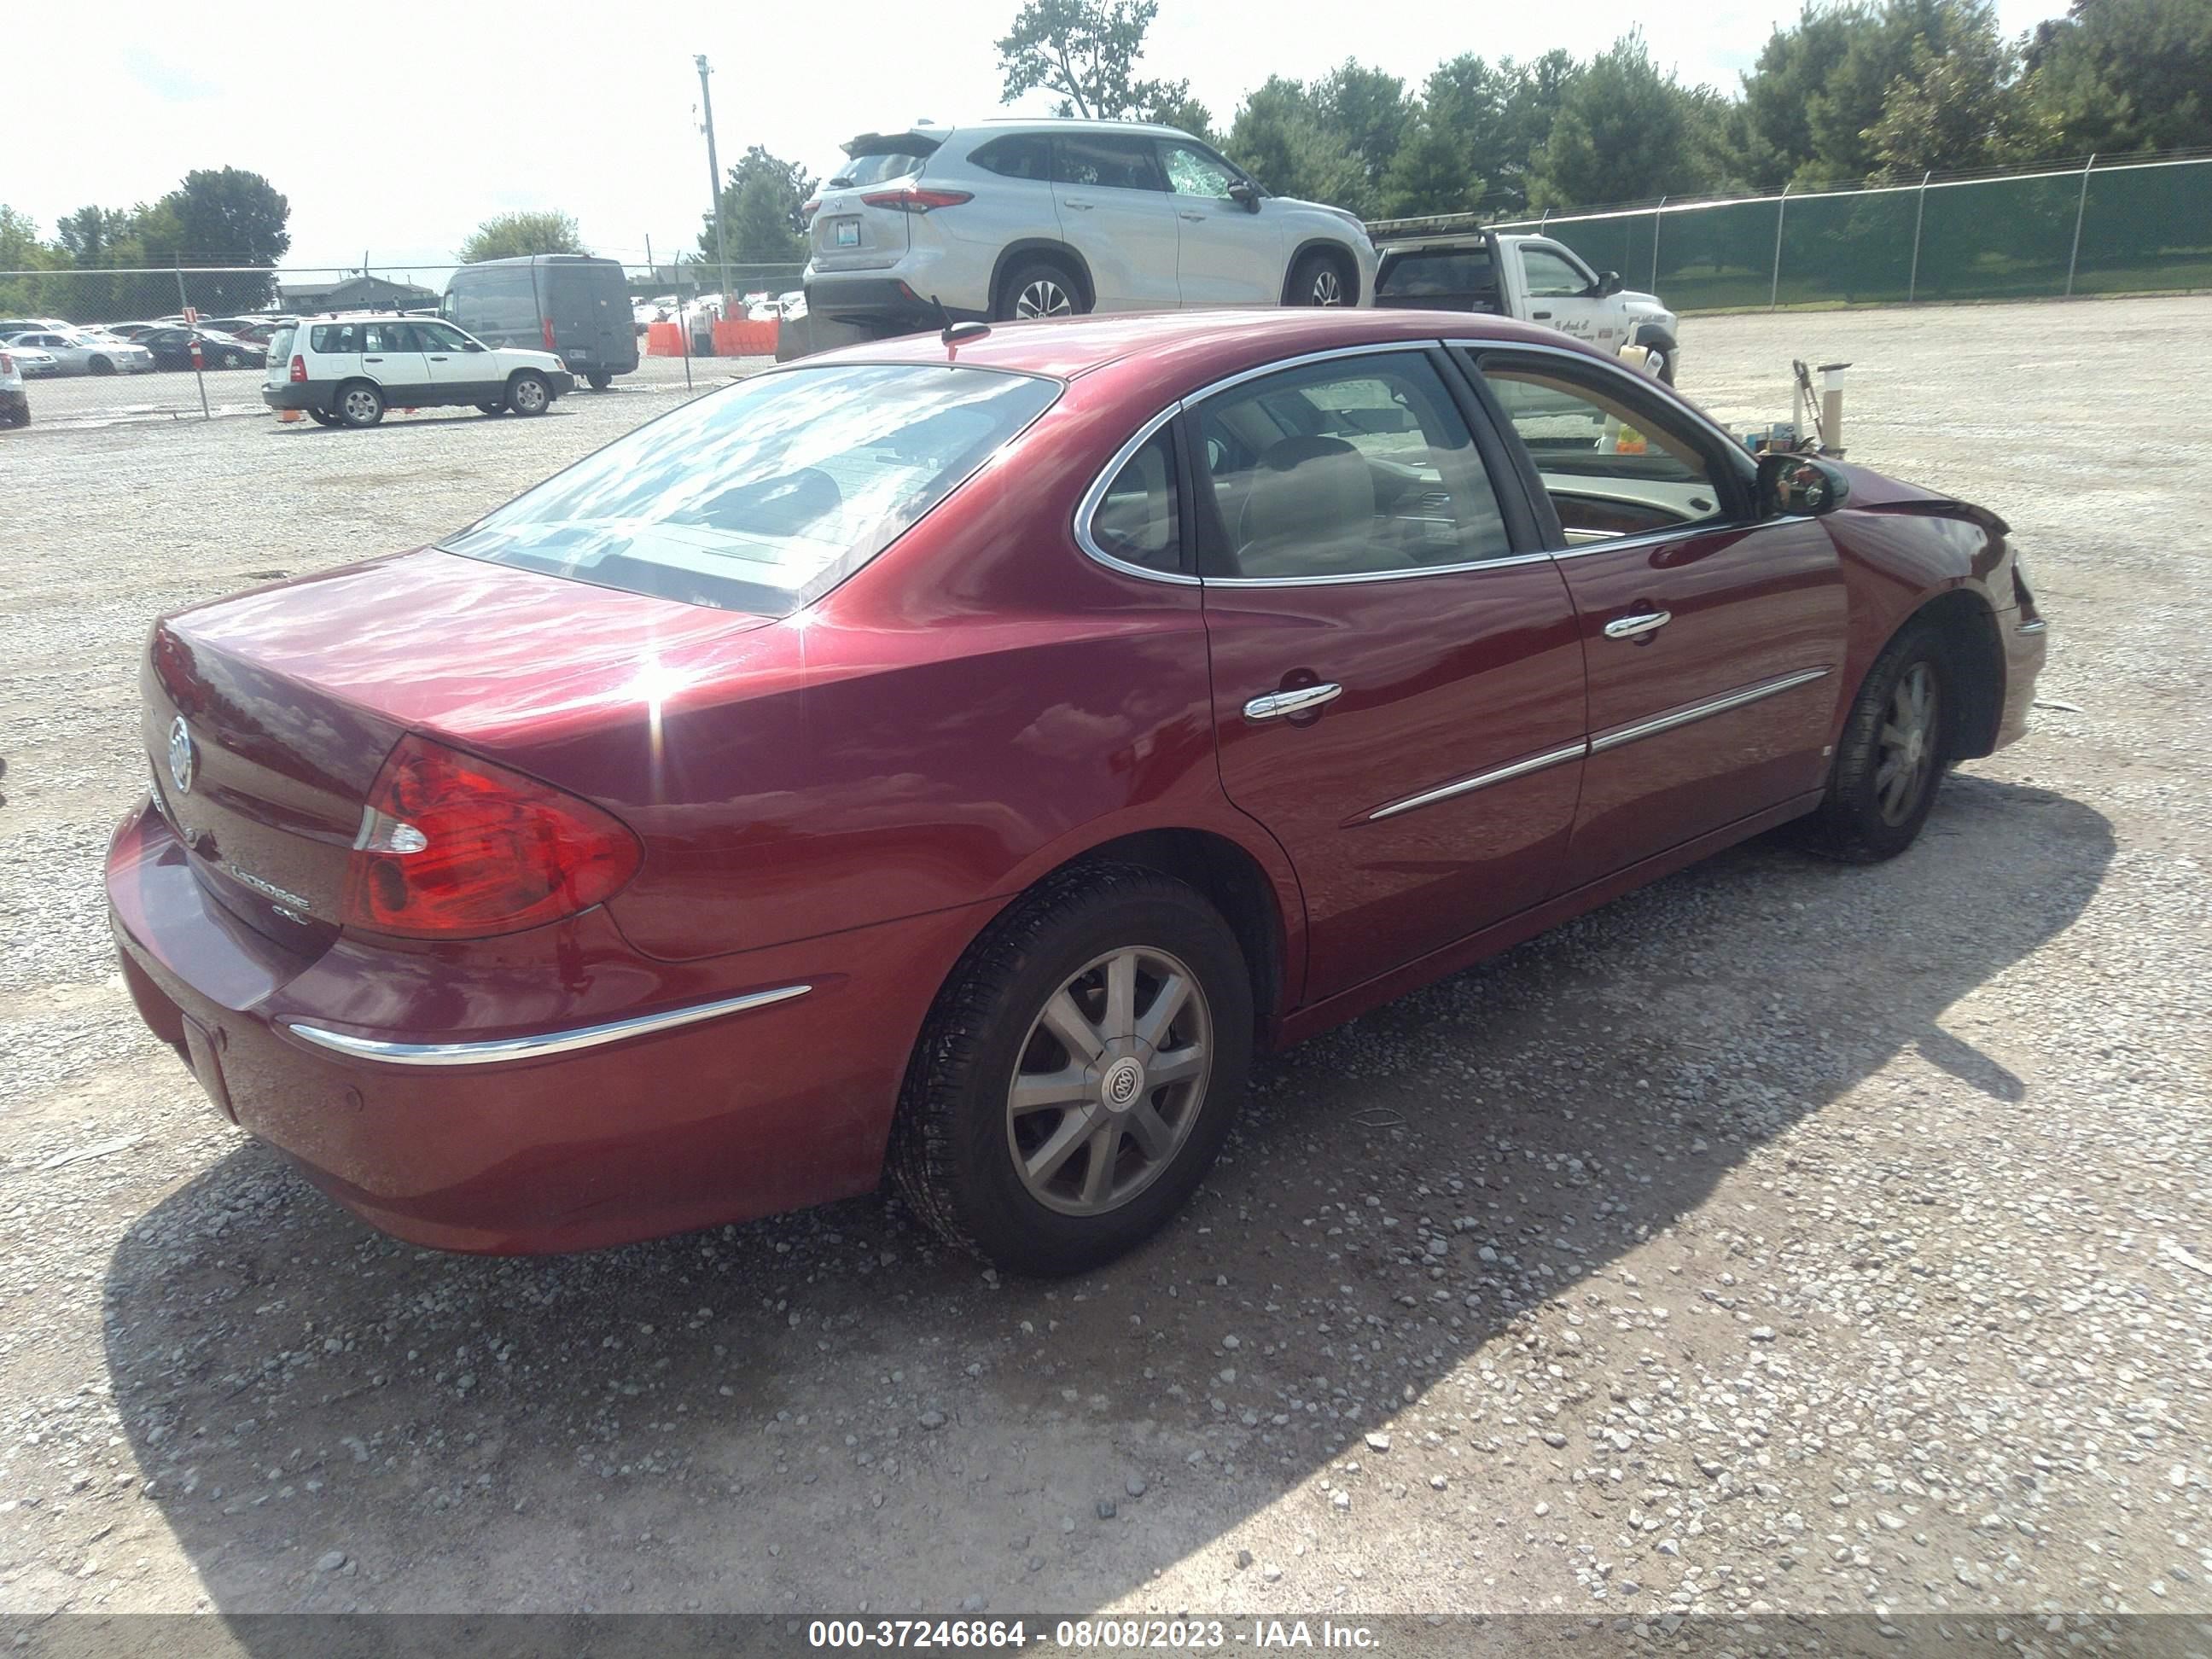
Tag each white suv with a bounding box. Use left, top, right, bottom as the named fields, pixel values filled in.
left=261, top=313, right=573, bottom=428
left=802, top=120, right=1377, bottom=338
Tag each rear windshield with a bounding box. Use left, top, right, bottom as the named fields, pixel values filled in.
left=1377, top=247, right=1497, bottom=298
left=823, top=137, right=938, bottom=189
left=265, top=326, right=296, bottom=361
left=442, top=363, right=1061, bottom=615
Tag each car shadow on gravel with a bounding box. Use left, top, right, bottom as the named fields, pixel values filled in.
left=100, top=774, right=2113, bottom=1619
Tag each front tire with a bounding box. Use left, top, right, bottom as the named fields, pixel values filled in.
left=506, top=371, right=550, bottom=416
left=994, top=258, right=1086, bottom=323
left=1288, top=248, right=1354, bottom=307
left=476, top=401, right=507, bottom=416
left=891, top=865, right=1253, bottom=1275
left=1797, top=619, right=1953, bottom=862
left=89, top=356, right=114, bottom=375
left=335, top=380, right=385, bottom=428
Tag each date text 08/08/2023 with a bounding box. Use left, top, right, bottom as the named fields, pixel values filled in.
left=806, top=1619, right=1382, bottom=1649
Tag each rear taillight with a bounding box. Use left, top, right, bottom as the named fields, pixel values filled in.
left=859, top=187, right=973, bottom=213
left=2011, top=556, right=2041, bottom=624
left=288, top=353, right=306, bottom=383
left=543, top=318, right=557, bottom=352
left=0, top=352, right=11, bottom=374
left=341, top=734, right=641, bottom=940
left=800, top=197, right=820, bottom=220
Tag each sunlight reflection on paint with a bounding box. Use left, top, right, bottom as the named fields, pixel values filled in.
left=630, top=653, right=694, bottom=805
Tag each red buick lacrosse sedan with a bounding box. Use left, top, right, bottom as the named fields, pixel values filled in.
left=108, top=308, right=2046, bottom=1272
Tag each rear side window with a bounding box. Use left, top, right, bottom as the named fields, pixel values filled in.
left=1086, top=425, right=1182, bottom=573
left=1377, top=247, right=1496, bottom=300
left=1053, top=134, right=1162, bottom=191
left=969, top=134, right=1051, bottom=180
left=445, top=364, right=1062, bottom=616
left=310, top=323, right=363, bottom=352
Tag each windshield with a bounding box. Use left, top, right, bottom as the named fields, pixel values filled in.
left=443, top=363, right=1061, bottom=616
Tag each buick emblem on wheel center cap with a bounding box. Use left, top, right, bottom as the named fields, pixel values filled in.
left=1102, top=1057, right=1145, bottom=1109
left=166, top=715, right=196, bottom=795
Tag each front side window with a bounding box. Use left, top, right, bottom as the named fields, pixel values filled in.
left=1520, top=246, right=1592, bottom=300
left=1053, top=134, right=1162, bottom=191
left=1191, top=352, right=1511, bottom=580
left=416, top=321, right=474, bottom=351
left=1479, top=359, right=1730, bottom=541
left=1160, top=142, right=1237, bottom=198
left=1086, top=425, right=1181, bottom=573
left=445, top=364, right=1061, bottom=615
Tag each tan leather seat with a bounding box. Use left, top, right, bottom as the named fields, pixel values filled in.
left=1233, top=435, right=1392, bottom=578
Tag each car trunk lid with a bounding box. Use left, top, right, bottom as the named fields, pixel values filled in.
left=807, top=131, right=942, bottom=272
left=144, top=550, right=775, bottom=951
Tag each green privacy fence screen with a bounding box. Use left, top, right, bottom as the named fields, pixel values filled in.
left=1471, top=154, right=2212, bottom=313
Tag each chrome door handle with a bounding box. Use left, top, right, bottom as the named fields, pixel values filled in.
left=1603, top=609, right=1672, bottom=640
left=1179, top=211, right=1206, bottom=222
left=1244, top=683, right=1343, bottom=720
left=1063, top=198, right=1094, bottom=210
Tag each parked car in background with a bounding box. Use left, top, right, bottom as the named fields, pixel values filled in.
left=0, top=326, right=157, bottom=375
left=100, top=322, right=167, bottom=341
left=0, top=346, right=28, bottom=426
left=198, top=316, right=290, bottom=346
left=800, top=119, right=1377, bottom=345
left=0, top=339, right=61, bottom=378
left=1374, top=228, right=1684, bottom=382
left=108, top=308, right=2043, bottom=1270
left=263, top=312, right=573, bottom=427
left=441, top=254, right=638, bottom=391
left=133, top=327, right=266, bottom=371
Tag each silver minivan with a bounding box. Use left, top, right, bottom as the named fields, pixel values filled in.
left=800, top=119, right=1377, bottom=342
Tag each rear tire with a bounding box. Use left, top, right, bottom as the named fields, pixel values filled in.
left=306, top=408, right=339, bottom=428
left=587, top=370, right=613, bottom=392
left=890, top=864, right=1253, bottom=1275
left=1796, top=618, right=1953, bottom=863
left=220, top=351, right=243, bottom=370
left=335, top=381, right=384, bottom=428
left=506, top=371, right=551, bottom=416
left=994, top=258, right=1086, bottom=323
left=1288, top=247, right=1354, bottom=307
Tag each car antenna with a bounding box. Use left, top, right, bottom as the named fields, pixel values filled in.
left=932, top=294, right=988, bottom=346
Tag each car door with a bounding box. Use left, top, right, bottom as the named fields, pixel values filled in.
left=1051, top=131, right=1179, bottom=311
left=1155, top=138, right=1277, bottom=306
left=1180, top=346, right=1587, bottom=1003
left=358, top=319, right=429, bottom=404
left=1516, top=241, right=1622, bottom=353
left=1463, top=345, right=1849, bottom=889
left=413, top=319, right=498, bottom=404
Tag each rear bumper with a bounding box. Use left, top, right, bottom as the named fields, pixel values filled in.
left=803, top=273, right=986, bottom=333
left=262, top=383, right=333, bottom=413
left=1994, top=614, right=2046, bottom=751
left=106, top=800, right=978, bottom=1253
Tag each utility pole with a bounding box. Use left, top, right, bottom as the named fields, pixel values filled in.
left=696, top=53, right=731, bottom=308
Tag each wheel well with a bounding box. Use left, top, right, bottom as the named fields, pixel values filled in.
left=1067, top=830, right=1287, bottom=1039
left=990, top=241, right=1095, bottom=314
left=1281, top=240, right=1360, bottom=306
left=1913, top=589, right=2005, bottom=760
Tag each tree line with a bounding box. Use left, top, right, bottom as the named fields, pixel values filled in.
left=0, top=169, right=290, bottom=315
left=700, top=0, right=2212, bottom=265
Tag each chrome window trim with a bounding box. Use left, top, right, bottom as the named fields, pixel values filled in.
left=284, top=984, right=812, bottom=1068
left=1545, top=515, right=1816, bottom=562
left=2016, top=618, right=2047, bottom=635
left=1367, top=740, right=1588, bottom=823
left=1446, top=336, right=1752, bottom=464
left=1589, top=667, right=1833, bottom=754
left=1203, top=549, right=1557, bottom=588
left=1070, top=400, right=1201, bottom=585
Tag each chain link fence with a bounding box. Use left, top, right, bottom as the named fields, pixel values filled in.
left=1452, top=153, right=2212, bottom=312
left=0, top=261, right=806, bottom=429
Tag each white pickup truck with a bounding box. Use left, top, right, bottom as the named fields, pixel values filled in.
left=1372, top=228, right=1683, bottom=384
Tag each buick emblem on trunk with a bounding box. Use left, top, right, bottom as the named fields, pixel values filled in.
left=166, top=716, right=195, bottom=795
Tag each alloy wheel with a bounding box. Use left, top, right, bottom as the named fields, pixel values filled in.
left=1016, top=279, right=1073, bottom=320
left=513, top=378, right=547, bottom=413
left=1004, top=946, right=1212, bottom=1217
left=1311, top=267, right=1344, bottom=305
left=1874, top=662, right=1940, bottom=825
left=341, top=387, right=379, bottom=423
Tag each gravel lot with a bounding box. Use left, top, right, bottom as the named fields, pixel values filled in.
left=2, top=297, right=2208, bottom=1634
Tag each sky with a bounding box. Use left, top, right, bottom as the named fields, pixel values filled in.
left=9, top=0, right=2071, bottom=276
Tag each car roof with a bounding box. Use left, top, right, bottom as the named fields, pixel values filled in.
left=792, top=308, right=1596, bottom=387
